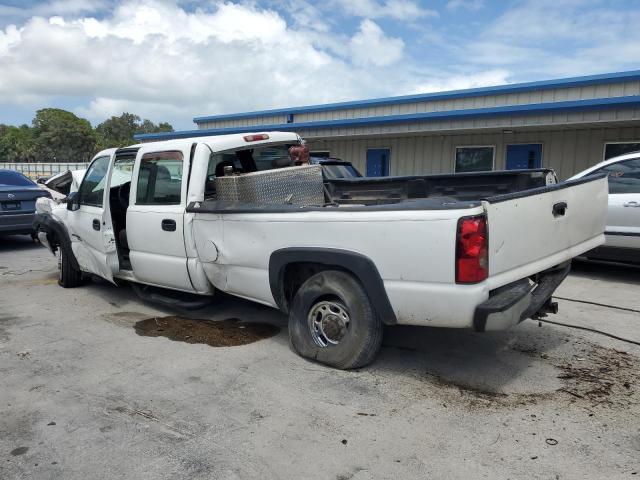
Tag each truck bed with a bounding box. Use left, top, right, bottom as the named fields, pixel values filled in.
left=324, top=169, right=555, bottom=205
left=188, top=168, right=556, bottom=213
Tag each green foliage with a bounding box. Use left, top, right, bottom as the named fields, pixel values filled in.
left=96, top=113, right=174, bottom=150
left=0, top=124, right=38, bottom=163
left=0, top=110, right=174, bottom=163
left=32, top=108, right=97, bottom=162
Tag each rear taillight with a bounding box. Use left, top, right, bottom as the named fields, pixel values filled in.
left=455, top=215, right=488, bottom=284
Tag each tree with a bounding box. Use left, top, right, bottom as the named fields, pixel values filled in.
left=0, top=125, right=37, bottom=162
left=0, top=110, right=174, bottom=163
left=96, top=113, right=174, bottom=149
left=95, top=112, right=140, bottom=150
left=32, top=108, right=97, bottom=162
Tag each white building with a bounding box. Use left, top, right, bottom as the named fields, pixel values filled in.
left=136, top=70, right=640, bottom=179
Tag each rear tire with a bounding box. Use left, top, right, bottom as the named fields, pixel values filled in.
left=288, top=270, right=383, bottom=369
left=58, top=244, right=83, bottom=288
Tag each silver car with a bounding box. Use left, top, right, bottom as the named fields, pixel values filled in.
left=569, top=152, right=640, bottom=264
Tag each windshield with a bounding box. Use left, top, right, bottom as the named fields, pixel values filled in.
left=321, top=164, right=361, bottom=179
left=0, top=170, right=35, bottom=187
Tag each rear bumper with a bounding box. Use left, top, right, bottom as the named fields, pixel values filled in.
left=473, top=262, right=570, bottom=332
left=0, top=212, right=36, bottom=234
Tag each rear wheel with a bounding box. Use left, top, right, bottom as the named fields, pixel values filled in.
left=58, top=244, right=83, bottom=288
left=288, top=270, right=383, bottom=369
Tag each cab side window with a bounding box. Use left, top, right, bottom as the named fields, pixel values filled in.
left=78, top=156, right=110, bottom=207
left=593, top=158, right=640, bottom=194
left=136, top=151, right=184, bottom=205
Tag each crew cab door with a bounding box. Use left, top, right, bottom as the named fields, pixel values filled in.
left=66, top=150, right=118, bottom=282
left=127, top=148, right=194, bottom=291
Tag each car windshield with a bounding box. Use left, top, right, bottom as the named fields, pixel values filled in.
left=0, top=171, right=35, bottom=187
left=322, top=164, right=361, bottom=179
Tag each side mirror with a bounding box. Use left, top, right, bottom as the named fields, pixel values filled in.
left=66, top=191, right=80, bottom=211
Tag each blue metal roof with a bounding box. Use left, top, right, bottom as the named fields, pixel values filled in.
left=192, top=70, right=640, bottom=124
left=135, top=95, right=640, bottom=141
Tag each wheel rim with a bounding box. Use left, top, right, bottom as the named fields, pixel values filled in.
left=308, top=300, right=350, bottom=347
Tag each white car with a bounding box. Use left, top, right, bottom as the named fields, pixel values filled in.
left=569, top=152, right=640, bottom=264
left=34, top=132, right=608, bottom=369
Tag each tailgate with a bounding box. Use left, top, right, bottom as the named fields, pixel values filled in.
left=484, top=174, right=608, bottom=281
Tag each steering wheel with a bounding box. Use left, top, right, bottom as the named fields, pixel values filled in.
left=118, top=181, right=131, bottom=210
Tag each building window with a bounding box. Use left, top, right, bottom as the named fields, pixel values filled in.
left=310, top=151, right=331, bottom=158
left=455, top=146, right=494, bottom=173
left=604, top=142, right=640, bottom=160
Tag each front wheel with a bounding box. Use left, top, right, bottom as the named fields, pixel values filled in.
left=288, top=270, right=383, bottom=369
left=58, top=244, right=83, bottom=288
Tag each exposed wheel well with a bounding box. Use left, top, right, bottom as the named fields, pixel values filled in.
left=281, top=262, right=349, bottom=311
left=269, top=248, right=397, bottom=325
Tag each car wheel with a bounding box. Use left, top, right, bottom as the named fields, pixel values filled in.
left=288, top=270, right=383, bottom=369
left=58, top=244, right=83, bottom=288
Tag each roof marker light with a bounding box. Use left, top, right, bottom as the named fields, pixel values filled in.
left=243, top=134, right=269, bottom=142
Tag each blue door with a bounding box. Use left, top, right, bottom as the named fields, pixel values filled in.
left=506, top=144, right=542, bottom=170
left=366, top=149, right=390, bottom=177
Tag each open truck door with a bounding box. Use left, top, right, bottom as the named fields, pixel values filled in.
left=65, top=149, right=119, bottom=283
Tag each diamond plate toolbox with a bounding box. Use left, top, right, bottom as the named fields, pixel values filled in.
left=214, top=165, right=324, bottom=206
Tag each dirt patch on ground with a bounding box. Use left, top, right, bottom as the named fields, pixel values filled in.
left=554, top=345, right=637, bottom=407
left=27, top=271, right=59, bottom=286
left=134, top=316, right=280, bottom=347
left=430, top=342, right=639, bottom=409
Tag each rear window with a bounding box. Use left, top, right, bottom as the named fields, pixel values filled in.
left=0, top=171, right=35, bottom=187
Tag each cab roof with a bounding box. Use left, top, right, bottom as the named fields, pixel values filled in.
left=127, top=131, right=302, bottom=154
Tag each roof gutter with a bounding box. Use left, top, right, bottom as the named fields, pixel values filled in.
left=135, top=95, right=640, bottom=141
left=192, top=70, right=640, bottom=124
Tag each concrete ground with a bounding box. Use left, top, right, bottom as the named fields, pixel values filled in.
left=0, top=235, right=638, bottom=480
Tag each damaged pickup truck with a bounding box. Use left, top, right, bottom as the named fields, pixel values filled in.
left=34, top=131, right=608, bottom=368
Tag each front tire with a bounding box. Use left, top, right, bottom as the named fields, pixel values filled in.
left=288, top=270, right=383, bottom=369
left=58, top=244, right=83, bottom=288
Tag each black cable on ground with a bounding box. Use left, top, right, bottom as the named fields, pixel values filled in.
left=536, top=318, right=640, bottom=347
left=553, top=296, right=640, bottom=315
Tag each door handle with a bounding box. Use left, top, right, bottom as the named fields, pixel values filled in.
left=92, top=219, right=101, bottom=231
left=623, top=201, right=640, bottom=207
left=552, top=202, right=567, bottom=217
left=161, top=219, right=177, bottom=232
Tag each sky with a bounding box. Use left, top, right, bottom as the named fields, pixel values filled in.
left=0, top=0, right=639, bottom=130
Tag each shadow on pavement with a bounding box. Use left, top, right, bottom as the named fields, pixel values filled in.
left=0, top=234, right=40, bottom=253
left=571, top=258, right=640, bottom=285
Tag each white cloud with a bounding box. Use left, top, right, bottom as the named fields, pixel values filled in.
left=410, top=69, right=511, bottom=95
left=465, top=0, right=640, bottom=78
left=349, top=19, right=404, bottom=67
left=445, top=0, right=483, bottom=11
left=332, top=0, right=438, bottom=21
left=0, top=1, right=413, bottom=127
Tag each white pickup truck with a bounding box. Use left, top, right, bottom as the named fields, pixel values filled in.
left=34, top=131, right=608, bottom=369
